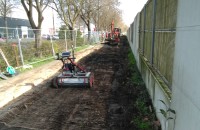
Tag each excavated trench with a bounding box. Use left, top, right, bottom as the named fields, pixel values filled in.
left=0, top=40, right=140, bottom=130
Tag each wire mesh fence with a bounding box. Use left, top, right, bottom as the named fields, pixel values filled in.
left=0, top=27, right=104, bottom=72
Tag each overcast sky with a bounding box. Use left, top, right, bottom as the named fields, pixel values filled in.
left=12, top=6, right=60, bottom=34
left=118, top=0, right=148, bottom=26
left=11, top=1, right=148, bottom=32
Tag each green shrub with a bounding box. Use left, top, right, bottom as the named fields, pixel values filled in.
left=76, top=38, right=84, bottom=47
left=132, top=117, right=152, bottom=130
left=0, top=43, right=20, bottom=69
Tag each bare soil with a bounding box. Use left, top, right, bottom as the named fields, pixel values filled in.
left=0, top=39, right=156, bottom=130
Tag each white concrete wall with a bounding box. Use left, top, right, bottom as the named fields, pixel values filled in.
left=127, top=13, right=171, bottom=130
left=171, top=0, right=200, bottom=130
left=129, top=13, right=140, bottom=69
left=127, top=1, right=200, bottom=129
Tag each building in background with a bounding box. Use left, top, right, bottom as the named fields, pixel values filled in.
left=0, top=16, right=34, bottom=38
left=11, top=6, right=61, bottom=36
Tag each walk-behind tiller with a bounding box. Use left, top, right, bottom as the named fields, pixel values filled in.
left=52, top=48, right=94, bottom=88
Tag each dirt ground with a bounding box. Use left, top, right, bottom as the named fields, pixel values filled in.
left=0, top=39, right=155, bottom=130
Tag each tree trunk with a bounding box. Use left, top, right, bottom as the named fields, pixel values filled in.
left=87, top=21, right=91, bottom=40
left=34, top=29, right=42, bottom=57
left=68, top=26, right=74, bottom=41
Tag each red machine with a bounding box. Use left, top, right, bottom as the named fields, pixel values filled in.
left=105, top=20, right=121, bottom=45
left=52, top=47, right=94, bottom=88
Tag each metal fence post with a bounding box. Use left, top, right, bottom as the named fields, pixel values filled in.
left=143, top=5, right=146, bottom=55
left=74, top=30, right=77, bottom=48
left=83, top=30, right=86, bottom=44
left=65, top=30, right=68, bottom=51
left=16, top=28, right=24, bottom=66
left=150, top=0, right=157, bottom=65
left=50, top=37, right=55, bottom=56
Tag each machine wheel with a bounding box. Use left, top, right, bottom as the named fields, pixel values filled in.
left=89, top=74, right=94, bottom=88
left=52, top=77, right=59, bottom=88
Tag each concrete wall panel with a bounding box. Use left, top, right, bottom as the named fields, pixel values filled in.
left=171, top=0, right=200, bottom=129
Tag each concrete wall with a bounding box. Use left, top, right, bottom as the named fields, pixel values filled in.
left=128, top=0, right=200, bottom=130
left=141, top=60, right=171, bottom=130
left=128, top=13, right=171, bottom=130
left=170, top=0, right=200, bottom=130
left=129, top=13, right=140, bottom=70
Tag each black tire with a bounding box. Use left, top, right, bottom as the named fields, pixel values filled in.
left=89, top=74, right=94, bottom=88
left=52, top=77, right=59, bottom=88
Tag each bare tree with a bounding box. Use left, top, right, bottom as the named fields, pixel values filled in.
left=52, top=0, right=123, bottom=38
left=0, top=0, right=17, bottom=42
left=21, top=0, right=50, bottom=53
left=80, top=0, right=121, bottom=33
left=80, top=0, right=96, bottom=33
left=52, top=0, right=83, bottom=31
left=94, top=0, right=121, bottom=31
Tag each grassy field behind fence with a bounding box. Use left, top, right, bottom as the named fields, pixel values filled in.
left=0, top=37, right=93, bottom=73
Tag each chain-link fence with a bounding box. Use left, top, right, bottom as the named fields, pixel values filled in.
left=0, top=27, right=104, bottom=72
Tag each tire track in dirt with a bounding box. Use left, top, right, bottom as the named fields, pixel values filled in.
left=0, top=44, right=126, bottom=130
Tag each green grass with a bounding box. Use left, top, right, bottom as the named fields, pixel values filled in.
left=16, top=58, right=54, bottom=73
left=131, top=117, right=152, bottom=130
left=128, top=52, right=136, bottom=65
left=16, top=45, right=92, bottom=73
left=127, top=48, right=158, bottom=130
left=24, top=56, right=53, bottom=64
left=74, top=44, right=90, bottom=52
left=128, top=49, right=144, bottom=85
left=31, top=58, right=54, bottom=68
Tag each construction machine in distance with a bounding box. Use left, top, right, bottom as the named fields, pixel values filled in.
left=52, top=45, right=94, bottom=88
left=104, top=20, right=121, bottom=45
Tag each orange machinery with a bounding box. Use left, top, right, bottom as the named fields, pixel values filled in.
left=105, top=20, right=121, bottom=45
